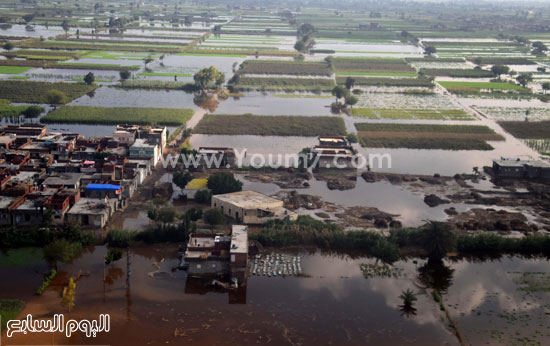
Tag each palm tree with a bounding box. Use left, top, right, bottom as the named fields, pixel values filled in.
left=399, top=289, right=418, bottom=317
left=420, top=220, right=457, bottom=260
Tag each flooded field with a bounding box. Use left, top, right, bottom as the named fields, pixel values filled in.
left=2, top=245, right=549, bottom=345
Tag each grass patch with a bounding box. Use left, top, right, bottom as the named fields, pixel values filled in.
left=42, top=106, right=194, bottom=126
left=498, top=121, right=550, bottom=139
left=439, top=81, right=527, bottom=92
left=351, top=108, right=473, bottom=120
left=0, top=81, right=96, bottom=104
left=0, top=66, right=33, bottom=74
left=0, top=100, right=44, bottom=118
left=0, top=247, right=44, bottom=267
left=194, top=114, right=346, bottom=136
left=0, top=299, right=25, bottom=329
left=239, top=60, right=332, bottom=76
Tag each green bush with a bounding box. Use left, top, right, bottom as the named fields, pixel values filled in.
left=106, top=229, right=132, bottom=248
left=0, top=299, right=25, bottom=328
left=194, top=189, right=212, bottom=204
left=36, top=269, right=57, bottom=295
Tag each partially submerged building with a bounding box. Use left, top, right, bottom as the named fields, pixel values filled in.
left=184, top=225, right=249, bottom=284
left=211, top=190, right=297, bottom=224
left=311, top=136, right=357, bottom=170
left=196, top=147, right=236, bottom=169
left=185, top=232, right=231, bottom=276
left=492, top=158, right=550, bottom=180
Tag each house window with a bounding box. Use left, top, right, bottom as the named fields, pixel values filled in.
left=231, top=254, right=235, bottom=263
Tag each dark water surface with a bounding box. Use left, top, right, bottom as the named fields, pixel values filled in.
left=1, top=245, right=548, bottom=345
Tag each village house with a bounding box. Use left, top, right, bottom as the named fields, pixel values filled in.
left=42, top=173, right=83, bottom=189
left=66, top=197, right=115, bottom=228
left=196, top=147, right=236, bottom=169
left=130, top=139, right=160, bottom=167
left=211, top=190, right=297, bottom=224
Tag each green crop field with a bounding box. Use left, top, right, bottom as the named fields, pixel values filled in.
left=138, top=72, right=193, bottom=77
left=439, top=81, right=527, bottom=92
left=230, top=76, right=336, bottom=91
left=498, top=121, right=550, bottom=139
left=42, top=106, right=194, bottom=126
left=194, top=114, right=346, bottom=136
left=238, top=60, right=332, bottom=76
left=338, top=76, right=433, bottom=88
left=0, top=81, right=97, bottom=104
left=355, top=123, right=502, bottom=150
left=335, top=71, right=417, bottom=77
left=0, top=66, right=33, bottom=74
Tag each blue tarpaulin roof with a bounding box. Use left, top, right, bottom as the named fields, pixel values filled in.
left=86, top=184, right=121, bottom=191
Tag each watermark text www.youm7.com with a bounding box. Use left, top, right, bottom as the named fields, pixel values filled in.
left=160, top=149, right=392, bottom=170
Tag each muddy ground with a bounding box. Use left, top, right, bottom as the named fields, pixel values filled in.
left=238, top=168, right=550, bottom=232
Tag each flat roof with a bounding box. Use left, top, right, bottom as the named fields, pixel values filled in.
left=43, top=173, right=83, bottom=186
left=212, top=190, right=282, bottom=209
left=230, top=225, right=248, bottom=254
left=0, top=135, right=16, bottom=144
left=494, top=158, right=550, bottom=168
left=0, top=196, right=16, bottom=209
left=131, top=139, right=157, bottom=148
left=67, top=198, right=110, bottom=215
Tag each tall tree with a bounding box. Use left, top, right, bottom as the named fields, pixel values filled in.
left=172, top=171, right=193, bottom=190
left=61, top=19, right=70, bottom=38
left=207, top=172, right=242, bottom=195
left=345, top=77, right=356, bottom=90
left=419, top=221, right=457, bottom=260
left=62, top=277, right=76, bottom=312
left=516, top=73, right=533, bottom=87
left=83, top=72, right=95, bottom=85
left=424, top=45, right=436, bottom=56
left=331, top=85, right=347, bottom=101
